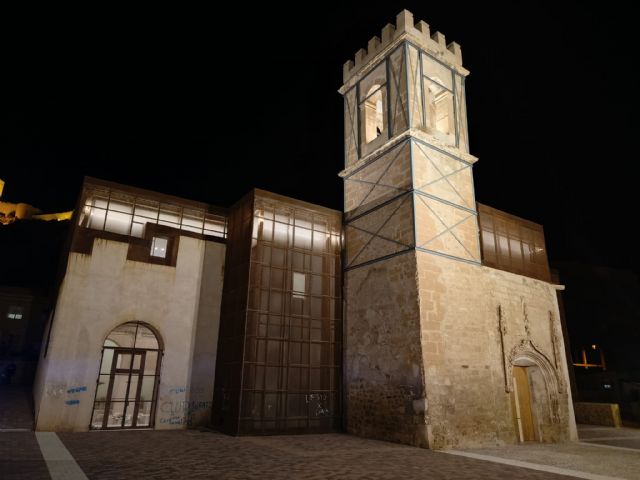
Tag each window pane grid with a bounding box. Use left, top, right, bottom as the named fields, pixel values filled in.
left=91, top=322, right=161, bottom=430
left=237, top=196, right=342, bottom=433
left=80, top=186, right=227, bottom=239
left=478, top=204, right=550, bottom=282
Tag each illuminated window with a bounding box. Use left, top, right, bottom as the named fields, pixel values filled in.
left=292, top=272, right=306, bottom=299
left=79, top=186, right=228, bottom=240
left=359, top=62, right=387, bottom=146
left=363, top=85, right=385, bottom=143
left=423, top=55, right=455, bottom=144
left=104, top=196, right=134, bottom=235
left=150, top=237, right=168, bottom=258
left=6, top=306, right=23, bottom=320
left=425, top=83, right=454, bottom=140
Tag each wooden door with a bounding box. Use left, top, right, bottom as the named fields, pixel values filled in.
left=512, top=366, right=536, bottom=441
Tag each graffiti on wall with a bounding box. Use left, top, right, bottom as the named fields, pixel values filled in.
left=305, top=393, right=331, bottom=417
left=49, top=385, right=88, bottom=406
left=158, top=386, right=212, bottom=426
left=65, top=385, right=87, bottom=406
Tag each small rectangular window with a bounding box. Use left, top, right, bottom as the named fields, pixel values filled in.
left=292, top=272, right=306, bottom=299
left=7, top=306, right=23, bottom=320
left=150, top=237, right=168, bottom=258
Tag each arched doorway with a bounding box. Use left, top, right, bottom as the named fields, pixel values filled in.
left=508, top=340, right=564, bottom=443
left=90, top=322, right=162, bottom=429
left=511, top=358, right=538, bottom=442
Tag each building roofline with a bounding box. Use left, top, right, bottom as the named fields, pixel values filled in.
left=477, top=202, right=545, bottom=230
left=82, top=176, right=228, bottom=216
left=253, top=188, right=342, bottom=216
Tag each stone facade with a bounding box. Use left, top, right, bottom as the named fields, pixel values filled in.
left=341, top=10, right=576, bottom=449
left=345, top=251, right=426, bottom=447
left=417, top=253, right=574, bottom=448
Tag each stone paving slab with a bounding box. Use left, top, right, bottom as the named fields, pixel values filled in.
left=462, top=442, right=640, bottom=480
left=577, top=425, right=640, bottom=440
left=36, top=431, right=89, bottom=479
left=582, top=438, right=640, bottom=450
left=0, top=432, right=50, bottom=480
left=57, top=430, right=577, bottom=480
left=575, top=424, right=640, bottom=452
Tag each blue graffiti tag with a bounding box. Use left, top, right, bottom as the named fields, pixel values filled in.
left=66, top=386, right=87, bottom=394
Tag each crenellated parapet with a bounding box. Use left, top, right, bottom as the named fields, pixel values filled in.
left=343, top=10, right=464, bottom=83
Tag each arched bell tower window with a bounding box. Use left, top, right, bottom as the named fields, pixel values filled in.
left=358, top=62, right=387, bottom=147
left=363, top=85, right=385, bottom=143
left=422, top=54, right=456, bottom=145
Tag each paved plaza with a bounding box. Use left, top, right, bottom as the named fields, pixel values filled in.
left=1, top=386, right=638, bottom=480
left=1, top=427, right=638, bottom=480
left=3, top=429, right=579, bottom=480
left=458, top=425, right=640, bottom=480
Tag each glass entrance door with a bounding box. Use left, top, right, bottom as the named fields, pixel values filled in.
left=108, top=350, right=143, bottom=428
left=99, top=349, right=145, bottom=429
left=91, top=322, right=162, bottom=430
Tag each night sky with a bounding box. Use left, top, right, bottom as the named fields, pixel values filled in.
left=2, top=1, right=639, bottom=276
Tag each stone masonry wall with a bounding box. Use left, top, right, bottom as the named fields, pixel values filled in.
left=345, top=251, right=429, bottom=447
left=574, top=402, right=622, bottom=427
left=416, top=251, right=577, bottom=448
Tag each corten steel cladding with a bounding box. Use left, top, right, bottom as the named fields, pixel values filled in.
left=213, top=191, right=342, bottom=434
left=478, top=203, right=551, bottom=282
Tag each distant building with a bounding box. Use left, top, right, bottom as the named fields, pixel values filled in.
left=554, top=263, right=640, bottom=423
left=0, top=287, right=48, bottom=385
left=32, top=11, right=576, bottom=448
left=0, top=178, right=72, bottom=225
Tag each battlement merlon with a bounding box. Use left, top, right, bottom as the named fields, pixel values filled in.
left=340, top=10, right=468, bottom=91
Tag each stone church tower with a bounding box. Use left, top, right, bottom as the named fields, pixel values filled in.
left=339, top=10, right=576, bottom=448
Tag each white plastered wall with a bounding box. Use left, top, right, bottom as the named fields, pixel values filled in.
left=33, top=236, right=225, bottom=431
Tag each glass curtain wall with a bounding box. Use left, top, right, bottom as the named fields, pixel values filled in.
left=213, top=191, right=342, bottom=434
left=78, top=184, right=227, bottom=239
left=478, top=203, right=551, bottom=282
